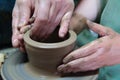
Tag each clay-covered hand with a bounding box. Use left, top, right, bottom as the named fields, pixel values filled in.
left=57, top=21, right=120, bottom=73
left=12, top=0, right=34, bottom=51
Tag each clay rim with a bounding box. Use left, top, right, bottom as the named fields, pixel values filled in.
left=23, top=30, right=77, bottom=49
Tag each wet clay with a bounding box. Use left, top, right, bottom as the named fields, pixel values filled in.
left=23, top=30, right=77, bottom=75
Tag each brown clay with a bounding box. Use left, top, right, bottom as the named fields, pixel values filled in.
left=23, top=30, right=77, bottom=75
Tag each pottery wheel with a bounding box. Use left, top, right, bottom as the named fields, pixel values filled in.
left=1, top=49, right=98, bottom=80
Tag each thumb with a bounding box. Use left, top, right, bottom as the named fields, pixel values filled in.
left=87, top=20, right=114, bottom=36
left=59, top=11, right=73, bottom=38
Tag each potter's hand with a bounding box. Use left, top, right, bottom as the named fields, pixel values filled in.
left=12, top=0, right=74, bottom=51
left=29, top=0, right=74, bottom=41
left=12, top=0, right=34, bottom=51
left=58, top=21, right=120, bottom=73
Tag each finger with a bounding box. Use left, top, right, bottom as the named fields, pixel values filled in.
left=17, top=16, right=34, bottom=34
left=57, top=64, right=73, bottom=73
left=58, top=58, right=87, bottom=73
left=12, top=4, right=20, bottom=47
left=18, top=1, right=31, bottom=28
left=30, top=2, right=38, bottom=40
left=87, top=20, right=115, bottom=36
left=42, top=0, right=62, bottom=39
left=63, top=39, right=102, bottom=63
left=18, top=34, right=25, bottom=52
left=38, top=1, right=56, bottom=39
left=31, top=1, right=50, bottom=40
left=58, top=59, right=91, bottom=73
left=20, top=24, right=33, bottom=34
left=18, top=34, right=24, bottom=48
left=19, top=34, right=26, bottom=52
left=45, top=11, right=64, bottom=39
left=58, top=49, right=103, bottom=73
left=32, top=0, right=39, bottom=19
left=12, top=36, right=20, bottom=48
left=12, top=4, right=19, bottom=30
left=49, top=1, right=60, bottom=21
left=59, top=11, right=73, bottom=38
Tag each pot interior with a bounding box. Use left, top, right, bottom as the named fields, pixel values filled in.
left=30, top=27, right=69, bottom=43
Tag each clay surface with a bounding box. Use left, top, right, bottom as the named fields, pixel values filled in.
left=23, top=30, right=77, bottom=75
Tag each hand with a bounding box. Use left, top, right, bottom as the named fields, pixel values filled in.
left=29, top=0, right=74, bottom=41
left=12, top=0, right=74, bottom=51
left=12, top=0, right=34, bottom=51
left=57, top=20, right=120, bottom=73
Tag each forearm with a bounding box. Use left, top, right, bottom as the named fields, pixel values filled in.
left=75, top=0, right=101, bottom=21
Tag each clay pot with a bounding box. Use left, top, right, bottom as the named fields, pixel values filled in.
left=23, top=30, right=77, bottom=74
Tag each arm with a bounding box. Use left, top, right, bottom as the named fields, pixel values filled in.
left=75, top=0, right=101, bottom=21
